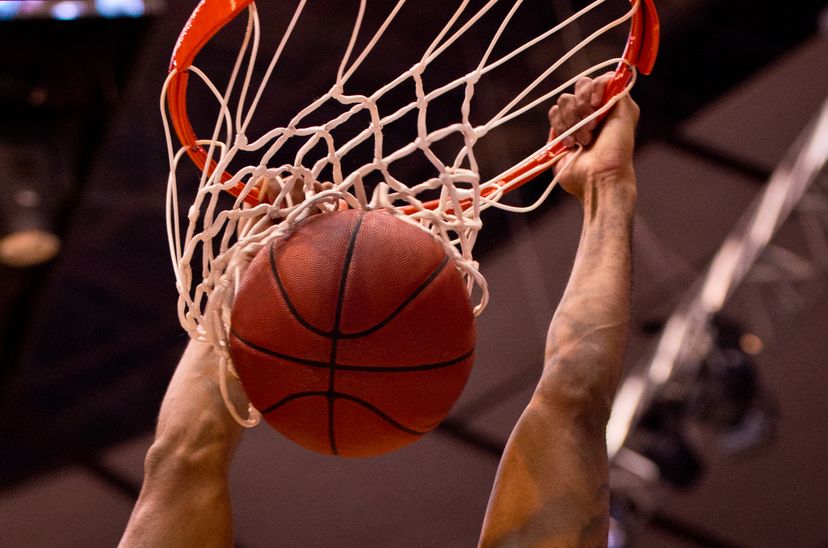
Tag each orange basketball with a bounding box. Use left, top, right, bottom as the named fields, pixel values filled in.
left=229, top=209, right=475, bottom=457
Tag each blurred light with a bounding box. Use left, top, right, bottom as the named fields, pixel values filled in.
left=0, top=188, right=62, bottom=268
left=0, top=1, right=23, bottom=20
left=0, top=229, right=61, bottom=267
left=15, top=189, right=42, bottom=209
left=607, top=376, right=647, bottom=458
left=647, top=314, right=693, bottom=384
left=96, top=0, right=145, bottom=18
left=613, top=447, right=660, bottom=483
left=51, top=1, right=86, bottom=20
left=739, top=332, right=764, bottom=355
left=608, top=516, right=627, bottom=548
left=0, top=0, right=156, bottom=20
left=0, top=142, right=64, bottom=268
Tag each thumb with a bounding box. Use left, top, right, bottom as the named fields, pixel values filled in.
left=594, top=94, right=639, bottom=146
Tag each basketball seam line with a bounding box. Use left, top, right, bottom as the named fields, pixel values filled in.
left=230, top=330, right=474, bottom=372
left=270, top=217, right=453, bottom=340
left=327, top=211, right=366, bottom=455
left=248, top=211, right=470, bottom=454
left=260, top=391, right=428, bottom=436
left=332, top=212, right=364, bottom=339
left=338, top=252, right=450, bottom=339
left=270, top=238, right=330, bottom=338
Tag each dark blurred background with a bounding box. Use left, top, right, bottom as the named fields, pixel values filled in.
left=1, top=1, right=827, bottom=546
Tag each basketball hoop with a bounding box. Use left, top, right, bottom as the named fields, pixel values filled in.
left=161, top=0, right=659, bottom=427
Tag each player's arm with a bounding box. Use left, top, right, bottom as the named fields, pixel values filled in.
left=479, top=74, right=638, bottom=547
left=119, top=340, right=245, bottom=548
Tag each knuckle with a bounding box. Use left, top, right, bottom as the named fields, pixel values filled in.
left=558, top=93, right=575, bottom=107
left=553, top=119, right=567, bottom=134
left=575, top=76, right=592, bottom=91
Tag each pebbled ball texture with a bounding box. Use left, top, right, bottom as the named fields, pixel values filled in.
left=229, top=209, right=476, bottom=457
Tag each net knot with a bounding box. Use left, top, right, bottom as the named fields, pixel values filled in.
left=251, top=165, right=269, bottom=180
left=329, top=83, right=345, bottom=98
left=374, top=158, right=390, bottom=172
left=409, top=62, right=425, bottom=77
left=234, top=133, right=248, bottom=147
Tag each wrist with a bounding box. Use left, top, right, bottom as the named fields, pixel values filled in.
left=581, top=169, right=636, bottom=220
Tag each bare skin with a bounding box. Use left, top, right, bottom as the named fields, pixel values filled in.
left=479, top=74, right=637, bottom=547
left=119, top=341, right=243, bottom=547
left=121, top=73, right=638, bottom=548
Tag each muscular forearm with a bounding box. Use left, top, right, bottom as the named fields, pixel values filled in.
left=152, top=341, right=244, bottom=463
left=479, top=172, right=636, bottom=548
left=539, top=171, right=635, bottom=420
left=480, top=85, right=638, bottom=548
left=120, top=341, right=244, bottom=548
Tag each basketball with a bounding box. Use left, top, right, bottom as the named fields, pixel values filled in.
left=228, top=209, right=476, bottom=457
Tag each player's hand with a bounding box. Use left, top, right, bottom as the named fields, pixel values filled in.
left=549, top=73, right=639, bottom=201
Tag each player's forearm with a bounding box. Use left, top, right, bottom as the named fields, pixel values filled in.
left=120, top=341, right=242, bottom=547
left=120, top=464, right=235, bottom=548
left=149, top=340, right=243, bottom=467
left=539, top=170, right=635, bottom=420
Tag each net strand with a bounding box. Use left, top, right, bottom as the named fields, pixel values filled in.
left=161, top=0, right=640, bottom=427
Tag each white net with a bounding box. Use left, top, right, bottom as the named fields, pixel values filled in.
left=161, top=0, right=639, bottom=425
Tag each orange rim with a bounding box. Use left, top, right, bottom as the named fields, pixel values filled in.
left=167, top=0, right=660, bottom=210
left=168, top=0, right=258, bottom=204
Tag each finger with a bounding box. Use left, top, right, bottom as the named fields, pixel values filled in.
left=574, top=76, right=592, bottom=102
left=253, top=176, right=280, bottom=204
left=604, top=94, right=640, bottom=129
left=592, top=94, right=639, bottom=152
left=549, top=104, right=575, bottom=148
left=573, top=77, right=598, bottom=146
left=558, top=93, right=580, bottom=147
left=591, top=71, right=614, bottom=107
left=289, top=175, right=305, bottom=201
